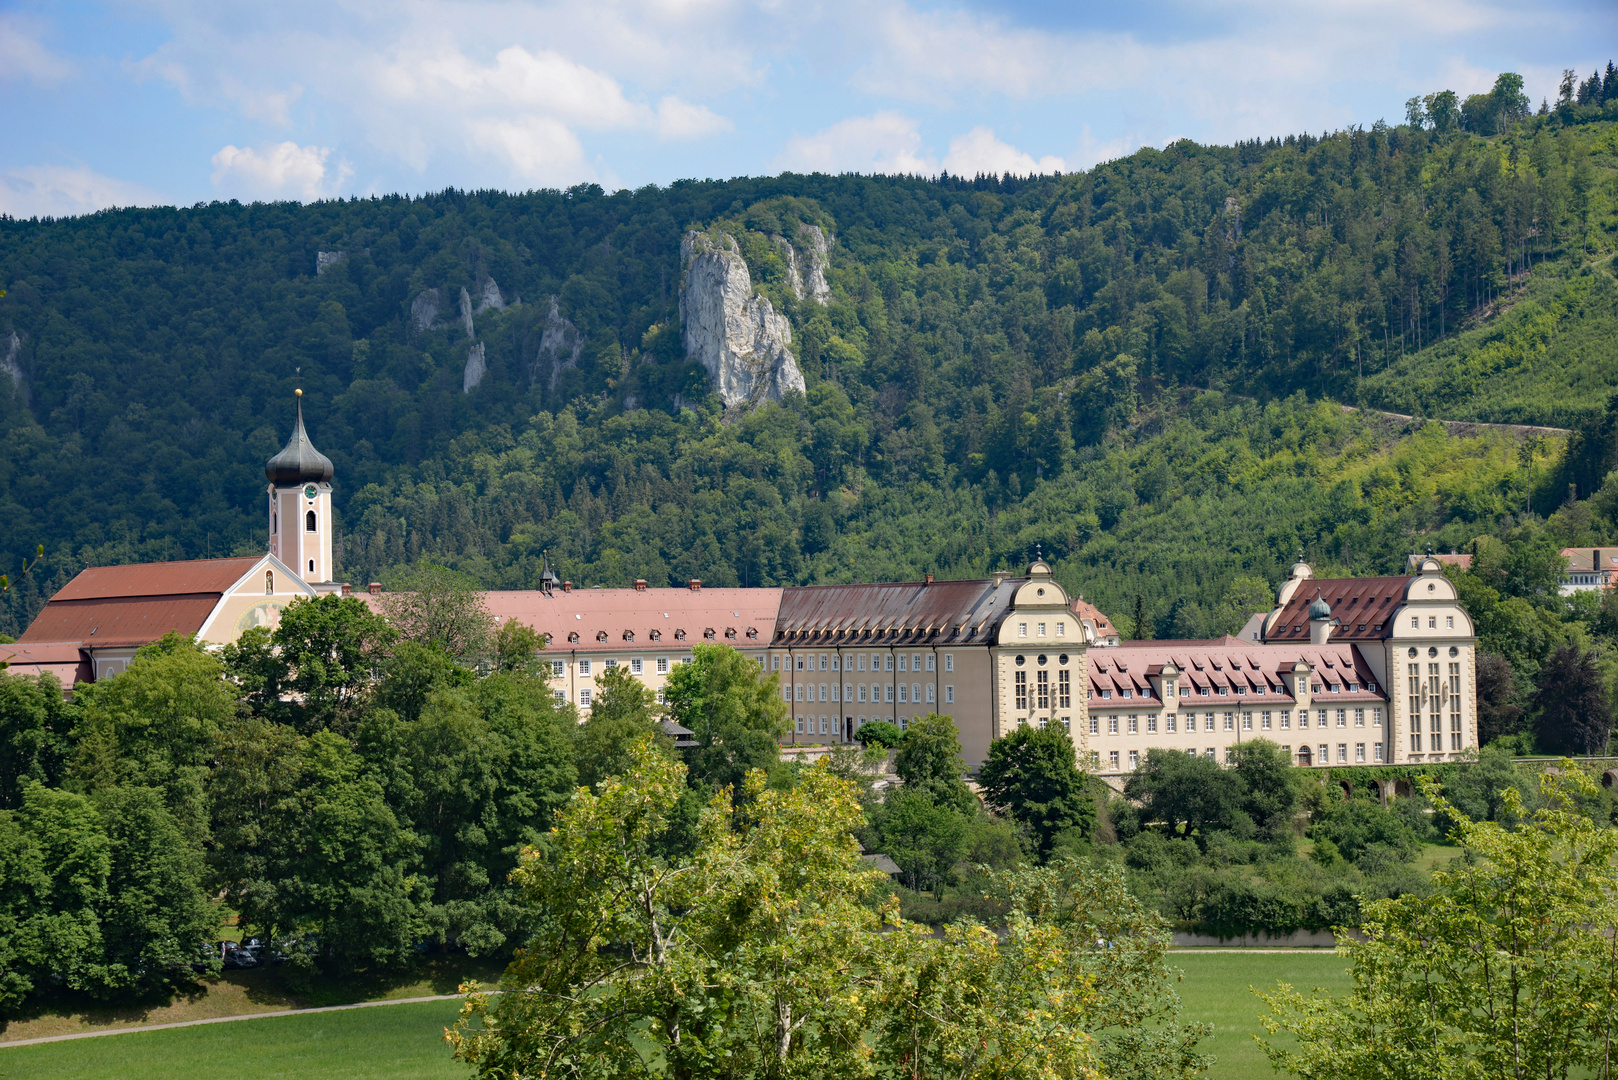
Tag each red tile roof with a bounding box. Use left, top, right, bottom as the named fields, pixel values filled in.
left=1069, top=595, right=1115, bottom=635
left=1096, top=640, right=1385, bottom=707
left=1264, top=576, right=1409, bottom=642
left=1562, top=548, right=1618, bottom=573
left=485, top=587, right=782, bottom=653
left=0, top=640, right=88, bottom=685
left=18, top=595, right=223, bottom=647
left=51, top=557, right=261, bottom=601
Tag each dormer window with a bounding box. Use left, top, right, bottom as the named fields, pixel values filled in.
left=650, top=629, right=661, bottom=641
left=675, top=629, right=686, bottom=641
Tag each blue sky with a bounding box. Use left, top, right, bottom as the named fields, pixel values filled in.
left=1, top=0, right=1612, bottom=217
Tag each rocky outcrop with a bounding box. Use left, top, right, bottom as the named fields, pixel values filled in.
left=475, top=277, right=506, bottom=314
left=679, top=231, right=806, bottom=409
left=463, top=342, right=487, bottom=392
left=316, top=251, right=346, bottom=276
left=411, top=289, right=442, bottom=333
left=798, top=225, right=832, bottom=304
left=1, top=331, right=26, bottom=404
left=771, top=235, right=805, bottom=300
left=530, top=296, right=585, bottom=394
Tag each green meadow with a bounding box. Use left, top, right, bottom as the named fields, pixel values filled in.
left=1175, top=950, right=1354, bottom=1080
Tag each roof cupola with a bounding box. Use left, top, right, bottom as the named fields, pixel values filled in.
left=264, top=389, right=334, bottom=486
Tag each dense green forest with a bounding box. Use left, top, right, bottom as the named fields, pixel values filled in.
left=1, top=73, right=1616, bottom=643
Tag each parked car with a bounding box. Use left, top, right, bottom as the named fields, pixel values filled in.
left=220, top=942, right=258, bottom=969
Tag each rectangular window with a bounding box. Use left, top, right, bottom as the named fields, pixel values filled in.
left=551, top=660, right=565, bottom=677
left=1356, top=743, right=1366, bottom=762
left=1165, top=714, right=1177, bottom=732
left=1354, top=708, right=1364, bottom=727
left=772, top=656, right=780, bottom=671
left=945, top=685, right=954, bottom=704
left=858, top=655, right=867, bottom=671
left=1336, top=709, right=1346, bottom=727
left=897, top=684, right=907, bottom=703
left=795, top=716, right=803, bottom=734
left=858, top=684, right=867, bottom=703
left=885, top=684, right=894, bottom=702
left=833, top=683, right=842, bottom=702
left=1108, top=716, right=1120, bottom=735
left=1062, top=716, right=1071, bottom=731
left=1109, top=751, right=1120, bottom=769
left=1221, top=713, right=1232, bottom=731
left=820, top=716, right=828, bottom=735
left=1373, top=707, right=1383, bottom=727
left=885, top=655, right=894, bottom=671
left=1206, top=748, right=1217, bottom=760
left=631, top=658, right=643, bottom=675
left=783, top=687, right=790, bottom=702
left=1262, top=710, right=1272, bottom=730
left=1014, top=672, right=1027, bottom=709
left=1318, top=709, right=1328, bottom=727
left=1058, top=670, right=1071, bottom=708
left=1449, top=662, right=1461, bottom=698
left=1338, top=744, right=1348, bottom=763
left=1037, top=622, right=1047, bottom=637
left=553, top=689, right=566, bottom=705
left=1128, top=749, right=1139, bottom=769
left=578, top=659, right=592, bottom=676
left=1057, top=621, right=1065, bottom=637
left=819, top=655, right=827, bottom=671
left=897, top=656, right=907, bottom=672
left=1019, top=623, right=1028, bottom=637
left=1225, top=747, right=1235, bottom=764
left=1411, top=616, right=1419, bottom=629
left=831, top=657, right=840, bottom=671
left=1147, top=714, right=1158, bottom=733
left=1243, top=712, right=1253, bottom=731
left=1281, top=710, right=1291, bottom=729
left=1128, top=715, right=1139, bottom=734
left=926, top=683, right=935, bottom=703
left=1374, top=742, right=1384, bottom=762
left=795, top=685, right=803, bottom=701
left=1411, top=733, right=1423, bottom=752
left=944, top=654, right=954, bottom=672
left=1089, top=716, right=1100, bottom=735
left=579, top=688, right=592, bottom=707
left=926, top=655, right=935, bottom=672
left=1317, top=744, right=1328, bottom=763
left=605, top=659, right=618, bottom=671
left=1037, top=670, right=1050, bottom=709
left=912, top=682, right=921, bottom=704
left=1428, top=616, right=1437, bottom=629
left=657, top=657, right=669, bottom=674
left=1446, top=616, right=1454, bottom=629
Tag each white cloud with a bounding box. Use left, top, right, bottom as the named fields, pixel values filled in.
left=773, top=112, right=937, bottom=174
left=210, top=142, right=350, bottom=201
left=467, top=118, right=589, bottom=185
left=0, top=13, right=75, bottom=85
left=942, top=128, right=1065, bottom=177
left=386, top=46, right=648, bottom=129
left=656, top=96, right=732, bottom=139
left=0, top=166, right=168, bottom=218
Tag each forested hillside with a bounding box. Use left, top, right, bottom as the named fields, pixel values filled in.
left=1, top=78, right=1616, bottom=637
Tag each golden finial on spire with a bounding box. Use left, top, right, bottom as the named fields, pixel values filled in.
left=295, top=388, right=303, bottom=397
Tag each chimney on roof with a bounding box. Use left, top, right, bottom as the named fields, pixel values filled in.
left=991, top=571, right=1006, bottom=587
left=341, top=583, right=352, bottom=597
left=562, top=580, right=573, bottom=592
left=634, top=579, right=648, bottom=591
left=924, top=572, right=934, bottom=584
left=689, top=579, right=702, bottom=591
left=368, top=582, right=382, bottom=596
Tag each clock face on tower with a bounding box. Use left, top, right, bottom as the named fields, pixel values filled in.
left=304, top=485, right=317, bottom=500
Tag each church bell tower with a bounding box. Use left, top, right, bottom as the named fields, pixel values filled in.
left=265, top=389, right=337, bottom=589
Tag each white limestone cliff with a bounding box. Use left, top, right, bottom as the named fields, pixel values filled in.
left=679, top=231, right=806, bottom=409
left=316, top=251, right=346, bottom=276
left=798, top=225, right=832, bottom=304
left=770, top=235, right=805, bottom=300
left=1, top=332, right=25, bottom=403
left=530, top=295, right=585, bottom=394
left=411, top=289, right=442, bottom=333
left=458, top=287, right=476, bottom=339
left=476, top=277, right=506, bottom=314
left=463, top=342, right=487, bottom=392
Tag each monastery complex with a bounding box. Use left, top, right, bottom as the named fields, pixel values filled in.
left=4, top=396, right=1479, bottom=776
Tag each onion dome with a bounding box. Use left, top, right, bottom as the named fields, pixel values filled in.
left=264, top=390, right=334, bottom=485
left=1307, top=590, right=1332, bottom=621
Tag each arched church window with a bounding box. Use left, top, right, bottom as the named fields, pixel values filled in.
left=266, top=571, right=274, bottom=595
left=308, top=559, right=315, bottom=573
left=306, top=510, right=317, bottom=532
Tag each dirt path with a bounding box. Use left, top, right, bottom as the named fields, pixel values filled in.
left=1339, top=405, right=1569, bottom=438
left=0, top=993, right=465, bottom=1048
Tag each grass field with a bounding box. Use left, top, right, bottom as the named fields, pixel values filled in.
left=0, top=1000, right=468, bottom=1080
left=1175, top=950, right=1353, bottom=1080
left=0, top=950, right=1356, bottom=1079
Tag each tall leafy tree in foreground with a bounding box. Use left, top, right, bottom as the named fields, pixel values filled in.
left=1261, top=767, right=1618, bottom=1080
left=448, top=738, right=1205, bottom=1079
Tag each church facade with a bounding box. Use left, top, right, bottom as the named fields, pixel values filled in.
left=7, top=395, right=1479, bottom=772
